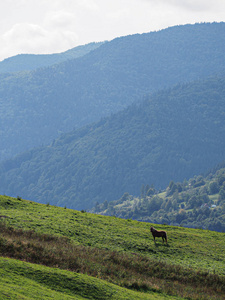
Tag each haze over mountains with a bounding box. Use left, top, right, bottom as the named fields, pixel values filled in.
left=0, top=22, right=225, bottom=210
left=1, top=22, right=225, bottom=162
left=0, top=42, right=104, bottom=73
left=1, top=74, right=225, bottom=209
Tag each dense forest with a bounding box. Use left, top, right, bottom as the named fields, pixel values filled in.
left=1, top=75, right=225, bottom=210
left=91, top=163, right=225, bottom=232
left=1, top=22, right=225, bottom=161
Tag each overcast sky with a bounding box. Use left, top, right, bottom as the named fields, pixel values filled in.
left=0, top=0, right=225, bottom=61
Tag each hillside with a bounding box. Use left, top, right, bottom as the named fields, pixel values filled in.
left=1, top=75, right=225, bottom=210
left=91, top=163, right=225, bottom=232
left=0, top=42, right=104, bottom=73
left=0, top=195, right=225, bottom=299
left=1, top=22, right=225, bottom=161
left=1, top=257, right=161, bottom=300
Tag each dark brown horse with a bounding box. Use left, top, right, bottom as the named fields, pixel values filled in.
left=150, top=226, right=167, bottom=244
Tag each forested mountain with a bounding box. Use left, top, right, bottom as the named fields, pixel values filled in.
left=0, top=42, right=104, bottom=73
left=91, top=163, right=225, bottom=232
left=1, top=75, right=225, bottom=210
left=1, top=22, right=225, bottom=161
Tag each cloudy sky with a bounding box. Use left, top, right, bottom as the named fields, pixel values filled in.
left=0, top=0, right=225, bottom=61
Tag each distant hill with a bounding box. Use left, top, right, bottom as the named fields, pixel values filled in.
left=0, top=42, right=104, bottom=73
left=1, top=22, right=225, bottom=161
left=1, top=75, right=225, bottom=210
left=91, top=162, right=225, bottom=232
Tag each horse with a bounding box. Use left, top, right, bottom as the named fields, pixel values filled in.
left=150, top=226, right=167, bottom=244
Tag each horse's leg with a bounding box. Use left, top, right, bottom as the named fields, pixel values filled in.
left=163, top=234, right=167, bottom=244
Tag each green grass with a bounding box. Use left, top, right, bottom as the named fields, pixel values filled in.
left=1, top=195, right=225, bottom=299
left=1, top=195, right=224, bottom=274
left=209, top=194, right=219, bottom=202
left=2, top=222, right=224, bottom=299
left=0, top=257, right=172, bottom=300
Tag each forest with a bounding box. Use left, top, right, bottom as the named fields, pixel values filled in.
left=91, top=163, right=225, bottom=232
left=1, top=75, right=225, bottom=210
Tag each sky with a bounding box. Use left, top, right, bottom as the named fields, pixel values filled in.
left=0, top=0, right=225, bottom=62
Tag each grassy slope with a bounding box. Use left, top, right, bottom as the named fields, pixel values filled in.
left=0, top=197, right=189, bottom=300
left=0, top=257, right=170, bottom=300
left=1, top=196, right=225, bottom=275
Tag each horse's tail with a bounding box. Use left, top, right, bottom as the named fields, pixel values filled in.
left=165, top=232, right=168, bottom=243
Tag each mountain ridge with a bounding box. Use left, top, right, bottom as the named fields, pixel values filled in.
left=0, top=41, right=105, bottom=73
left=1, top=22, right=225, bottom=161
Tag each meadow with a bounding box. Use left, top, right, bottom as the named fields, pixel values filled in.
left=1, top=195, right=225, bottom=299
left=1, top=256, right=172, bottom=300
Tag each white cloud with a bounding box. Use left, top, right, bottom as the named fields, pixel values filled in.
left=0, top=0, right=225, bottom=61
left=0, top=22, right=79, bottom=59
left=44, top=11, right=76, bottom=29
left=141, top=0, right=218, bottom=7
left=165, top=0, right=225, bottom=11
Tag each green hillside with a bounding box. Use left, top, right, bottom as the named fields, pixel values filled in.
left=1, top=22, right=225, bottom=161
left=0, top=195, right=225, bottom=299
left=92, top=164, right=225, bottom=232
left=1, top=257, right=167, bottom=300
left=1, top=75, right=225, bottom=210
left=0, top=42, right=104, bottom=73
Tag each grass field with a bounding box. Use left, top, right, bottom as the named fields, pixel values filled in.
left=1, top=195, right=225, bottom=299
left=1, top=257, right=176, bottom=300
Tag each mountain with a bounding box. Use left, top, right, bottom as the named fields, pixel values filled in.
left=1, top=75, right=225, bottom=210
left=0, top=42, right=104, bottom=73
left=1, top=22, right=225, bottom=161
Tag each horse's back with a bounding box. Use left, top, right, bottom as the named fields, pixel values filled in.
left=151, top=228, right=167, bottom=242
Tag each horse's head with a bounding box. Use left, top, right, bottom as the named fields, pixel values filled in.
left=150, top=226, right=154, bottom=232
